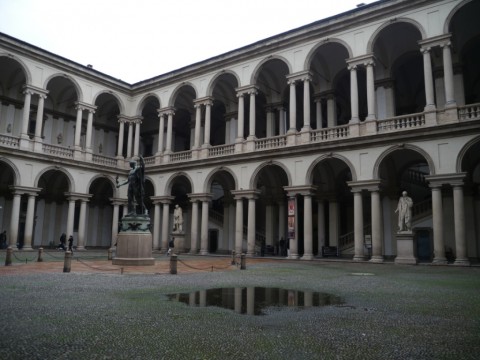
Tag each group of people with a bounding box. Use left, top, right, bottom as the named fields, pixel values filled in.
left=57, top=233, right=74, bottom=252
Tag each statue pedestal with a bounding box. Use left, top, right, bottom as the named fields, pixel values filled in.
left=395, top=232, right=417, bottom=265
left=171, top=232, right=185, bottom=254
left=112, top=214, right=154, bottom=266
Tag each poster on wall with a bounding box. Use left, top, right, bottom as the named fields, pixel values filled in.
left=288, top=198, right=295, bottom=216
left=288, top=216, right=295, bottom=239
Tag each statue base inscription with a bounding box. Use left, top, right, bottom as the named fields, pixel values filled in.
left=112, top=214, right=154, bottom=266
left=394, top=232, right=417, bottom=265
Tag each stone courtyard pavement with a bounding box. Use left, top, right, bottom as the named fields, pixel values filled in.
left=1, top=249, right=479, bottom=359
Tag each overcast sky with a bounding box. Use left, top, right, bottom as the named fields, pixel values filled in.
left=0, top=0, right=375, bottom=83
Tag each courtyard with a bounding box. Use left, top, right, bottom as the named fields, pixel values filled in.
left=0, top=251, right=479, bottom=359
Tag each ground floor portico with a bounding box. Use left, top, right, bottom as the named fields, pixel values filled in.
left=1, top=131, right=479, bottom=265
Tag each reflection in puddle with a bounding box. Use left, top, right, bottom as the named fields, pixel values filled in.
left=167, top=287, right=344, bottom=315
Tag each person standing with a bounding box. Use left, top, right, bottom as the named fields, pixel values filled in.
left=68, top=235, right=74, bottom=252
left=57, top=233, right=67, bottom=251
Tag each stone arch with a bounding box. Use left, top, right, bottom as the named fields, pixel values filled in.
left=304, top=38, right=353, bottom=69
left=206, top=70, right=241, bottom=97
left=250, top=55, right=292, bottom=85
left=457, top=135, right=480, bottom=173
left=373, top=144, right=435, bottom=179
left=444, top=0, right=473, bottom=34
left=43, top=73, right=83, bottom=102
left=164, top=171, right=194, bottom=195
left=204, top=166, right=238, bottom=193
left=86, top=174, right=116, bottom=195
left=367, top=18, right=427, bottom=54
left=0, top=157, right=21, bottom=186
left=92, top=90, right=126, bottom=114
left=306, top=153, right=358, bottom=185
left=34, top=166, right=75, bottom=192
left=169, top=82, right=198, bottom=106
left=135, top=92, right=161, bottom=116
left=250, top=160, right=292, bottom=189
left=0, top=53, right=33, bottom=84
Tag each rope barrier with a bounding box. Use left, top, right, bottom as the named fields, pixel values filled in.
left=12, top=252, right=38, bottom=263
left=75, top=257, right=120, bottom=272
left=177, top=258, right=235, bottom=272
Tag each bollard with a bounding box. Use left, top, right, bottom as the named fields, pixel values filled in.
left=231, top=250, right=236, bottom=265
left=37, top=247, right=43, bottom=262
left=108, top=248, right=113, bottom=260
left=63, top=251, right=72, bottom=273
left=5, top=246, right=12, bottom=266
left=170, top=254, right=177, bottom=275
left=240, top=253, right=246, bottom=270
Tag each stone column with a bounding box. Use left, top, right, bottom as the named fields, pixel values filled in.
left=315, top=98, right=323, bottom=129
left=288, top=79, right=297, bottom=132
left=189, top=200, right=199, bottom=254
left=133, top=118, right=141, bottom=157
left=126, top=121, right=133, bottom=158
left=200, top=199, right=210, bottom=255
left=278, top=106, right=286, bottom=135
left=317, top=200, right=326, bottom=256
left=66, top=197, right=76, bottom=241
left=153, top=201, right=162, bottom=250
left=365, top=60, right=376, bottom=120
left=302, top=76, right=311, bottom=131
left=288, top=196, right=299, bottom=259
left=430, top=185, right=447, bottom=263
left=236, top=92, right=245, bottom=141
left=194, top=103, right=202, bottom=149
left=441, top=41, right=456, bottom=108
left=326, top=93, right=336, bottom=128
left=235, top=197, right=244, bottom=254
left=421, top=47, right=436, bottom=111
left=352, top=189, right=366, bottom=261
left=22, top=193, right=38, bottom=250
left=266, top=106, right=274, bottom=137
left=349, top=64, right=359, bottom=123
left=161, top=201, right=171, bottom=251
left=278, top=201, right=286, bottom=244
left=247, top=89, right=257, bottom=140
left=452, top=183, right=469, bottom=265
left=85, top=108, right=95, bottom=153
left=21, top=88, right=33, bottom=139
left=329, top=199, right=339, bottom=247
left=74, top=104, right=84, bottom=150
left=165, top=110, right=174, bottom=153
left=156, top=112, right=165, bottom=155
left=117, top=117, right=125, bottom=158
left=301, top=192, right=314, bottom=260
left=246, top=195, right=257, bottom=256
left=9, top=190, right=21, bottom=246
left=110, top=200, right=120, bottom=249
left=77, top=199, right=88, bottom=250
left=370, top=187, right=383, bottom=263
left=34, top=94, right=46, bottom=141
left=203, top=99, right=212, bottom=146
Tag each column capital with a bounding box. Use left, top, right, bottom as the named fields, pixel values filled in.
left=151, top=195, right=175, bottom=204
left=236, top=85, right=258, bottom=96
left=425, top=173, right=466, bottom=187
left=188, top=193, right=213, bottom=202
left=418, top=33, right=452, bottom=49
left=22, top=84, right=49, bottom=97
left=194, top=96, right=214, bottom=106
left=346, top=53, right=375, bottom=68
left=8, top=186, right=42, bottom=196
left=283, top=185, right=317, bottom=197
left=64, top=192, right=93, bottom=201
left=347, top=180, right=381, bottom=192
left=158, top=107, right=176, bottom=117
left=231, top=189, right=260, bottom=200
left=74, top=101, right=96, bottom=113
left=286, top=70, right=312, bottom=83
left=109, top=197, right=127, bottom=206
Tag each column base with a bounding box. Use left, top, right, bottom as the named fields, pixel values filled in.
left=199, top=250, right=209, bottom=255
left=432, top=257, right=448, bottom=265
left=453, top=258, right=470, bottom=266
left=288, top=253, right=299, bottom=260
left=369, top=256, right=384, bottom=263
left=301, top=254, right=314, bottom=260
left=353, top=255, right=367, bottom=261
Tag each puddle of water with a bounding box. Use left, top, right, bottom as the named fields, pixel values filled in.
left=166, top=287, right=344, bottom=315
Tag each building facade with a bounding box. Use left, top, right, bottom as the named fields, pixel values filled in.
left=0, top=0, right=479, bottom=264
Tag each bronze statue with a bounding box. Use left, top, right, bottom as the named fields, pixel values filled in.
left=117, top=156, right=146, bottom=216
